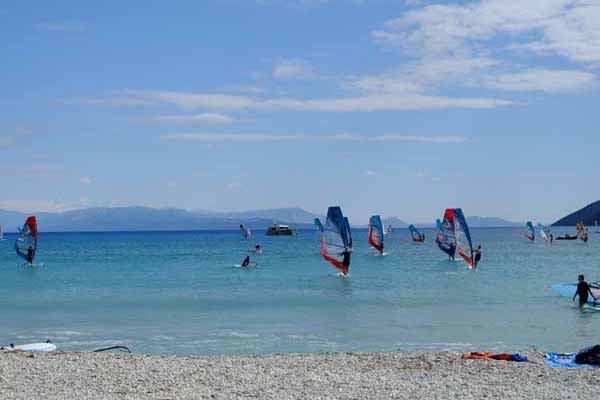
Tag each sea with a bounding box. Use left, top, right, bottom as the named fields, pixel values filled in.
left=1, top=227, right=599, bottom=356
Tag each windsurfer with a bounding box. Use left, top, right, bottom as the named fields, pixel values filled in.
left=252, top=244, right=262, bottom=254
left=241, top=255, right=251, bottom=267
left=449, top=244, right=456, bottom=261
left=26, top=246, right=34, bottom=264
left=341, top=248, right=351, bottom=274
left=573, top=274, right=597, bottom=307
left=473, top=245, right=482, bottom=267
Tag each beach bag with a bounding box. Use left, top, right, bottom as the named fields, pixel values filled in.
left=575, top=345, right=600, bottom=365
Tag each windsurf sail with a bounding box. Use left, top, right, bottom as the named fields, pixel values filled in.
left=368, top=215, right=384, bottom=254
left=409, top=224, right=424, bottom=242
left=537, top=223, right=550, bottom=242
left=435, top=213, right=456, bottom=258
left=450, top=209, right=475, bottom=268
left=15, top=216, right=38, bottom=262
left=239, top=224, right=251, bottom=238
left=314, top=218, right=323, bottom=231
left=525, top=221, right=535, bottom=241
left=317, top=206, right=352, bottom=275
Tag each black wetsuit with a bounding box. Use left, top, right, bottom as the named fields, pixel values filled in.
left=576, top=281, right=591, bottom=306
left=242, top=256, right=250, bottom=267
left=342, top=251, right=350, bottom=268
left=474, top=250, right=482, bottom=265
left=26, top=248, right=34, bottom=264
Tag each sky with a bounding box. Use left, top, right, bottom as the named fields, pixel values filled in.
left=1, top=0, right=600, bottom=224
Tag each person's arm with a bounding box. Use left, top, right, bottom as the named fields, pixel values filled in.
left=573, top=288, right=578, bottom=301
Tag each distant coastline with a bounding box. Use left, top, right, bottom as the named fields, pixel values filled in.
left=0, top=206, right=522, bottom=233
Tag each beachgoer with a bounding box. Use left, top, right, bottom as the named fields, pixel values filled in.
left=241, top=255, right=251, bottom=267
left=26, top=246, right=34, bottom=264
left=573, top=274, right=597, bottom=307
left=473, top=245, right=482, bottom=266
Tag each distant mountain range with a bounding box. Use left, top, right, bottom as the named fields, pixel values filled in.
left=553, top=200, right=600, bottom=226
left=0, top=206, right=523, bottom=233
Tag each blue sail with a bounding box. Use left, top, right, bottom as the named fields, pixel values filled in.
left=435, top=215, right=456, bottom=258
left=408, top=224, right=424, bottom=242
left=525, top=221, right=535, bottom=241
left=537, top=223, right=550, bottom=242
left=452, top=209, right=474, bottom=268
left=314, top=218, right=324, bottom=232
left=368, top=215, right=384, bottom=254
left=317, top=207, right=352, bottom=275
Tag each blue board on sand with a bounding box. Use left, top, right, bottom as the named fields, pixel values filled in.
left=552, top=283, right=600, bottom=304
left=545, top=353, right=600, bottom=368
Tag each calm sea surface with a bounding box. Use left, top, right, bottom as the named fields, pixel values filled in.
left=1, top=228, right=598, bottom=355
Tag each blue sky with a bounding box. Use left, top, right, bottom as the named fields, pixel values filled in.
left=1, top=0, right=599, bottom=224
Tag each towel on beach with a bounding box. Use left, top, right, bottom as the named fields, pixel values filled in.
left=545, top=353, right=600, bottom=368
left=462, top=352, right=528, bottom=362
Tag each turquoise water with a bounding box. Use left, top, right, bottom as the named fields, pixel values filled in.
left=1, top=228, right=599, bottom=355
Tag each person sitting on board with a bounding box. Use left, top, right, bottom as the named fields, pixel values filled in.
left=473, top=245, right=482, bottom=267
left=26, top=245, right=34, bottom=265
left=573, top=274, right=597, bottom=307
left=241, top=255, right=251, bottom=268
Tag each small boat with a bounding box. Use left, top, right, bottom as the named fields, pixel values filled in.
left=265, top=223, right=294, bottom=236
left=555, top=234, right=578, bottom=241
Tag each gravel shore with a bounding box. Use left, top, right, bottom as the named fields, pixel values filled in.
left=1, top=351, right=598, bottom=399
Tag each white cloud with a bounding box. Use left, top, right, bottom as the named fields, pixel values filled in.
left=272, top=59, right=313, bottom=79
left=93, top=89, right=512, bottom=112
left=152, top=113, right=234, bottom=125
left=160, top=133, right=469, bottom=143
left=369, top=0, right=600, bottom=96
left=484, top=69, right=598, bottom=93
left=375, top=0, right=600, bottom=63
left=79, top=177, right=93, bottom=184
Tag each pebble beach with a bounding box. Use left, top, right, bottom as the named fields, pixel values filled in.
left=1, top=351, right=598, bottom=399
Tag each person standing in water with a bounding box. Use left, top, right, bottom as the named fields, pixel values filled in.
left=573, top=274, right=597, bottom=307
left=26, top=245, right=34, bottom=265
left=473, top=245, right=482, bottom=267
left=341, top=247, right=351, bottom=275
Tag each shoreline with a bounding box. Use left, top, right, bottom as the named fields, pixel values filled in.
left=1, top=350, right=597, bottom=399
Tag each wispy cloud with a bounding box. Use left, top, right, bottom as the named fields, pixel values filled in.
left=370, top=0, right=600, bottom=95
left=34, top=22, right=86, bottom=32
left=483, top=69, right=598, bottom=93
left=272, top=59, right=314, bottom=79
left=80, top=89, right=512, bottom=112
left=160, top=133, right=469, bottom=143
left=152, top=113, right=234, bottom=125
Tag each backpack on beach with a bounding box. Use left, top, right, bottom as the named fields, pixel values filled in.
left=575, top=345, right=600, bottom=365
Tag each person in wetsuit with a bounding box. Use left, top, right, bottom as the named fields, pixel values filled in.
left=241, top=255, right=251, bottom=267
left=341, top=247, right=351, bottom=274
left=26, top=245, right=34, bottom=265
left=573, top=274, right=597, bottom=307
left=473, top=245, right=482, bottom=267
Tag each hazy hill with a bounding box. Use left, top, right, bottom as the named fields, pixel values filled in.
left=553, top=200, right=600, bottom=226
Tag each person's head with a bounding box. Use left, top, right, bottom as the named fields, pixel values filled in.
left=477, top=245, right=481, bottom=250
left=240, top=224, right=243, bottom=228
left=578, top=274, right=585, bottom=282
left=256, top=244, right=260, bottom=249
